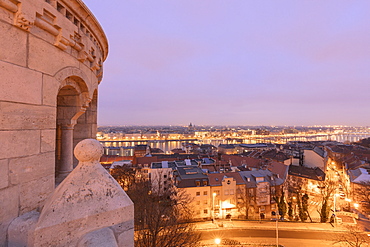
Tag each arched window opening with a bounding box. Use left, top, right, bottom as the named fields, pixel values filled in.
left=55, top=85, right=82, bottom=184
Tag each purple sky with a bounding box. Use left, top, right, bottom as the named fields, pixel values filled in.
left=84, top=1, right=370, bottom=126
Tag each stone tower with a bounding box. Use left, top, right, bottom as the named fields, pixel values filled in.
left=0, top=0, right=133, bottom=246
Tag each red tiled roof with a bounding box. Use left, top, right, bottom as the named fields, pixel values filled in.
left=261, top=150, right=290, bottom=162
left=200, top=164, right=218, bottom=172
left=268, top=161, right=289, bottom=180
left=208, top=172, right=244, bottom=186
left=135, top=156, right=158, bottom=166
left=221, top=155, right=263, bottom=168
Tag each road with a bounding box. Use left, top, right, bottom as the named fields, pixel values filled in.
left=198, top=228, right=339, bottom=241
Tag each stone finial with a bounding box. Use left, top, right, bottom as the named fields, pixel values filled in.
left=32, top=139, right=134, bottom=247
left=74, top=139, right=103, bottom=162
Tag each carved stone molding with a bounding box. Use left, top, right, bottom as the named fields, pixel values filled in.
left=0, top=0, right=19, bottom=13
left=78, top=50, right=88, bottom=63
left=34, top=10, right=59, bottom=36
left=69, top=32, right=83, bottom=52
left=9, top=2, right=32, bottom=32
left=91, top=61, right=101, bottom=72
left=54, top=35, right=69, bottom=51
left=14, top=11, right=31, bottom=31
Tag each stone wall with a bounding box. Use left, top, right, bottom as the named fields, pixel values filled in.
left=0, top=0, right=121, bottom=246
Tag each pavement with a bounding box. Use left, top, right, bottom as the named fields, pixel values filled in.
left=195, top=219, right=353, bottom=232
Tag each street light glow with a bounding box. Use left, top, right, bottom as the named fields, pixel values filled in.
left=221, top=201, right=235, bottom=208
left=214, top=238, right=221, bottom=245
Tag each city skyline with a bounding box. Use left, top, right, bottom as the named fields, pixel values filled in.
left=85, top=1, right=370, bottom=126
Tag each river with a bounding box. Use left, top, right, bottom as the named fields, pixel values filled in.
left=100, top=133, right=370, bottom=154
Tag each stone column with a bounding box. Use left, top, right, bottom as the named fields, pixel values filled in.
left=58, top=124, right=75, bottom=179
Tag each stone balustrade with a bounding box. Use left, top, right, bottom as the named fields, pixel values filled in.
left=8, top=139, right=134, bottom=246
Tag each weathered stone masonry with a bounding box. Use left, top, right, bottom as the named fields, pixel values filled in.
left=0, top=1, right=133, bottom=246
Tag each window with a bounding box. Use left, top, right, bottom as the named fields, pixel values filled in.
left=80, top=24, right=86, bottom=33
left=203, top=191, right=208, bottom=196
left=56, top=2, right=64, bottom=13
left=196, top=180, right=201, bottom=187
left=203, top=209, right=208, bottom=214
left=230, top=189, right=234, bottom=195
left=204, top=200, right=208, bottom=205
left=224, top=189, right=229, bottom=195
left=215, top=190, right=220, bottom=196
left=164, top=174, right=167, bottom=178
left=203, top=180, right=208, bottom=186
left=196, top=191, right=200, bottom=196
left=65, top=10, right=73, bottom=21
left=73, top=18, right=79, bottom=27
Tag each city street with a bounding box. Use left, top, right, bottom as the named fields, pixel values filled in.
left=195, top=220, right=369, bottom=246
left=199, top=228, right=339, bottom=240
left=200, top=237, right=336, bottom=247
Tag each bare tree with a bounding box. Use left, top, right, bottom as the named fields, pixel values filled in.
left=273, top=189, right=287, bottom=219
left=333, top=225, right=369, bottom=247
left=317, top=172, right=337, bottom=223
left=132, top=181, right=200, bottom=247
left=355, top=181, right=370, bottom=213
left=110, top=165, right=137, bottom=191
left=111, top=166, right=200, bottom=247
left=296, top=193, right=311, bottom=222
left=236, top=187, right=252, bottom=219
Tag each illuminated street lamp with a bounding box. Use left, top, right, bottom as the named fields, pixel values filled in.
left=354, top=203, right=359, bottom=209
left=214, top=238, right=221, bottom=246
left=344, top=198, right=352, bottom=211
